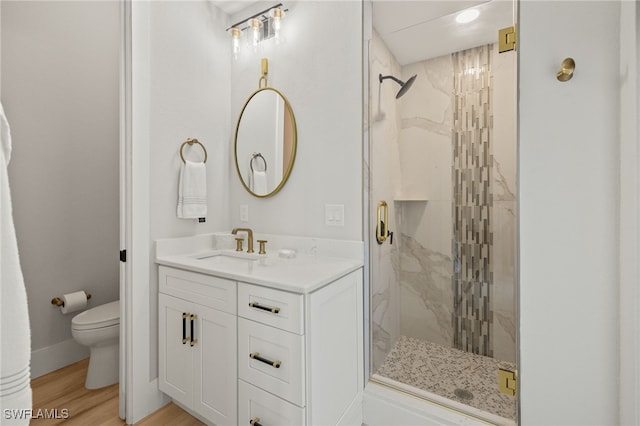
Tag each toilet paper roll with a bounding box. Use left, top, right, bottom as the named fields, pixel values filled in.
left=60, top=291, right=88, bottom=314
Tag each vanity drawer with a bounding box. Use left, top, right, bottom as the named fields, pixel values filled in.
left=238, top=318, right=305, bottom=406
left=238, top=380, right=305, bottom=426
left=238, top=282, right=304, bottom=334
left=158, top=266, right=236, bottom=314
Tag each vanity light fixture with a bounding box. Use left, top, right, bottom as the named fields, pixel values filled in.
left=226, top=4, right=287, bottom=58
left=455, top=8, right=480, bottom=24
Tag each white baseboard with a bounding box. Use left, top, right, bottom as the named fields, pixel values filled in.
left=31, top=338, right=89, bottom=379
left=338, top=391, right=364, bottom=426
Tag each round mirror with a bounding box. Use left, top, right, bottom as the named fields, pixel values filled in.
left=234, top=87, right=297, bottom=197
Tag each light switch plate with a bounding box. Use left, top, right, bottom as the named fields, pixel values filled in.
left=325, top=204, right=345, bottom=227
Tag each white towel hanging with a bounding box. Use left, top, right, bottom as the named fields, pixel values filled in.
left=0, top=102, right=32, bottom=423
left=251, top=170, right=268, bottom=195
left=177, top=160, right=207, bottom=219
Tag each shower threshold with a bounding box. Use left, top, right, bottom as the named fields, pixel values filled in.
left=372, top=336, right=517, bottom=424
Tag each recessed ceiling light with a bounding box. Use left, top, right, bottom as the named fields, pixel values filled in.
left=456, top=9, right=480, bottom=24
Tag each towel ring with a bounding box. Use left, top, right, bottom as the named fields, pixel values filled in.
left=250, top=153, right=267, bottom=173
left=180, top=138, right=208, bottom=163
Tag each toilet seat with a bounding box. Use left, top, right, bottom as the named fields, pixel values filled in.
left=72, top=300, right=119, bottom=331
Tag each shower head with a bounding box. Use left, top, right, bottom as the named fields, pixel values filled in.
left=379, top=73, right=417, bottom=99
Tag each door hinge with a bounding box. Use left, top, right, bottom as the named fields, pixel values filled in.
left=120, top=250, right=126, bottom=263
left=498, top=25, right=517, bottom=53
left=498, top=368, right=517, bottom=396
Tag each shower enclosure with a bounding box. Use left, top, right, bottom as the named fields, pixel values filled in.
left=368, top=1, right=518, bottom=423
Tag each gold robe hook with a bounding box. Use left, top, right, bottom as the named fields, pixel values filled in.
left=557, top=58, right=575, bottom=82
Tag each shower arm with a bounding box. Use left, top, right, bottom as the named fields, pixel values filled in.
left=379, top=74, right=404, bottom=86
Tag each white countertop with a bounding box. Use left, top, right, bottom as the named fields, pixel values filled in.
left=155, top=233, right=364, bottom=294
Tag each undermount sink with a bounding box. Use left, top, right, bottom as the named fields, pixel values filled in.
left=193, top=251, right=260, bottom=267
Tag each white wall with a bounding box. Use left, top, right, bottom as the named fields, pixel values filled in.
left=229, top=1, right=363, bottom=241
left=519, top=1, right=620, bottom=423
left=147, top=0, right=232, bottom=381
left=130, top=0, right=231, bottom=408
left=1, top=1, right=120, bottom=377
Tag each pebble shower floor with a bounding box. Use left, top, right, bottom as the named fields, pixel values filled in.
left=375, top=335, right=517, bottom=421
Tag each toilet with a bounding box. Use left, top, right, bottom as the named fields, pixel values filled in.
left=71, top=300, right=120, bottom=389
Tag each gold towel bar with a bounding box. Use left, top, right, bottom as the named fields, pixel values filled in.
left=179, top=138, right=208, bottom=164
left=51, top=293, right=91, bottom=307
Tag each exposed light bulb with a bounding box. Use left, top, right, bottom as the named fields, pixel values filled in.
left=456, top=9, right=480, bottom=24
left=248, top=18, right=261, bottom=51
left=269, top=7, right=285, bottom=43
left=231, top=27, right=241, bottom=59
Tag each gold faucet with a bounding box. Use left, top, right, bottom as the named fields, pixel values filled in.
left=231, top=228, right=254, bottom=253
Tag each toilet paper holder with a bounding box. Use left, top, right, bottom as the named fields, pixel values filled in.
left=51, top=293, right=91, bottom=307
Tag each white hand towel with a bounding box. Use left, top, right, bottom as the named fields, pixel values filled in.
left=0, top=102, right=32, bottom=423
left=251, top=170, right=268, bottom=195
left=177, top=160, right=207, bottom=219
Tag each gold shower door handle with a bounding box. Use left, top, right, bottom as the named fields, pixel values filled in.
left=376, top=200, right=390, bottom=244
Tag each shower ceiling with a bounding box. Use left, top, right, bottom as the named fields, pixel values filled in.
left=372, top=0, right=514, bottom=65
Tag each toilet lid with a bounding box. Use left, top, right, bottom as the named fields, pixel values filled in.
left=72, top=300, right=120, bottom=330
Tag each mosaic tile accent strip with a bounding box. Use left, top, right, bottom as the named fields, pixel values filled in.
left=376, top=335, right=517, bottom=421
left=452, top=45, right=494, bottom=357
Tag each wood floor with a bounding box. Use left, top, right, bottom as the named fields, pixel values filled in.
left=30, top=358, right=204, bottom=425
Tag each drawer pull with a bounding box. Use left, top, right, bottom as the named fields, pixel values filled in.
left=250, top=352, right=281, bottom=368
left=249, top=302, right=280, bottom=314
left=190, top=314, right=198, bottom=347
left=182, top=312, right=188, bottom=344
left=249, top=417, right=262, bottom=426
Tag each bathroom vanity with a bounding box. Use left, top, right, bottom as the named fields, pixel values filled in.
left=155, top=233, right=364, bottom=426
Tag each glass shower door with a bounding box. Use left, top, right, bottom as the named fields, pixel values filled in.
left=368, top=0, right=518, bottom=422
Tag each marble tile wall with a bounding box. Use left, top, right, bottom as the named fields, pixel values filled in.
left=396, top=54, right=454, bottom=348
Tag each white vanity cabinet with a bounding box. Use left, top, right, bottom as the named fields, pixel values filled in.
left=237, top=269, right=363, bottom=426
left=158, top=266, right=237, bottom=426
left=156, top=240, right=364, bottom=426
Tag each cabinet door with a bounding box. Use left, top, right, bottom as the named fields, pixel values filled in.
left=159, top=294, right=193, bottom=406
left=193, top=304, right=237, bottom=425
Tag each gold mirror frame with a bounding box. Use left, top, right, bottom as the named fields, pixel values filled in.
left=234, top=86, right=297, bottom=198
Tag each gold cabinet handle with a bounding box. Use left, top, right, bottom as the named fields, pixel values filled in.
left=189, top=314, right=198, bottom=347
left=250, top=352, right=281, bottom=368
left=182, top=312, right=188, bottom=344
left=250, top=417, right=263, bottom=426
left=248, top=302, right=280, bottom=314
